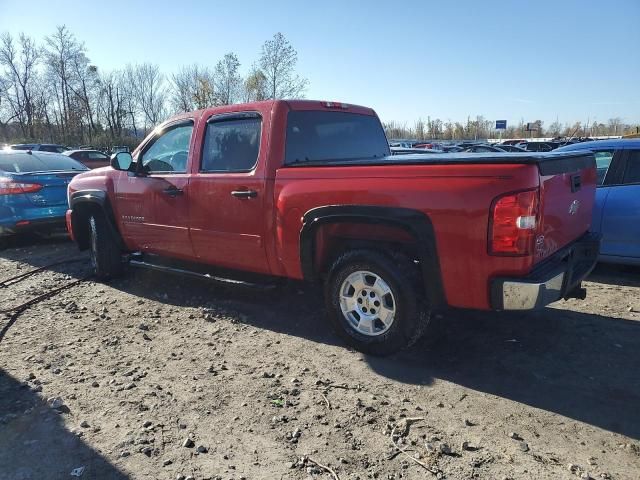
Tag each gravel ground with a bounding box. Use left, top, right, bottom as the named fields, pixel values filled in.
left=0, top=236, right=638, bottom=480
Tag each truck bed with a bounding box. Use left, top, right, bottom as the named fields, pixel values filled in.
left=284, top=150, right=593, bottom=168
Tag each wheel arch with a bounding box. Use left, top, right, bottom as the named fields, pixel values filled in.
left=299, top=205, right=446, bottom=307
left=69, top=190, right=124, bottom=251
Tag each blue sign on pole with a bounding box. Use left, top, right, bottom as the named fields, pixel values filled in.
left=495, top=120, right=507, bottom=130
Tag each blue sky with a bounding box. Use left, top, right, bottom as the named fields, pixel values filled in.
left=1, top=0, right=638, bottom=127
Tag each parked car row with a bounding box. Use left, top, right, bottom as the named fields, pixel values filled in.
left=390, top=137, right=601, bottom=154
left=4, top=144, right=129, bottom=169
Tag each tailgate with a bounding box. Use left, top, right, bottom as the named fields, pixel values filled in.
left=14, top=171, right=79, bottom=207
left=537, top=153, right=596, bottom=261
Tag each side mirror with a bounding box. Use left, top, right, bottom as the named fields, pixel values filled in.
left=110, top=152, right=134, bottom=171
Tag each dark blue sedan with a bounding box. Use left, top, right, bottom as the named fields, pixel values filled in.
left=0, top=150, right=88, bottom=239
left=556, top=139, right=640, bottom=265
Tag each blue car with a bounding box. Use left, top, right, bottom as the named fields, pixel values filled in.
left=0, top=150, right=88, bottom=239
left=556, top=139, right=640, bottom=265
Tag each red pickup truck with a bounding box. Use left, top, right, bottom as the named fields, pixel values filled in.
left=66, top=100, right=599, bottom=355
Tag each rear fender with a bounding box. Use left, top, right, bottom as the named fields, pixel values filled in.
left=299, top=205, right=445, bottom=307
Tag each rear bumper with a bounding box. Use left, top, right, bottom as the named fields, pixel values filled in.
left=0, top=216, right=67, bottom=236
left=491, top=232, right=600, bottom=310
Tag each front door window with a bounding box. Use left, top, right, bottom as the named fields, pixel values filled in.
left=140, top=123, right=193, bottom=173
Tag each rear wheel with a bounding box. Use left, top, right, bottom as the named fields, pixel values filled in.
left=325, top=249, right=430, bottom=356
left=88, top=212, right=123, bottom=280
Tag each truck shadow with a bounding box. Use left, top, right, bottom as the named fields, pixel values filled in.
left=0, top=231, right=71, bottom=251
left=114, top=267, right=640, bottom=440
left=366, top=307, right=640, bottom=440
left=0, top=368, right=129, bottom=480
left=588, top=263, right=640, bottom=288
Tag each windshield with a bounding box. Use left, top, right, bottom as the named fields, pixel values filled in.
left=285, top=111, right=390, bottom=165
left=0, top=152, right=88, bottom=173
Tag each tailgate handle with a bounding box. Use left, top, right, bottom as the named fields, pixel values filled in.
left=570, top=174, right=581, bottom=193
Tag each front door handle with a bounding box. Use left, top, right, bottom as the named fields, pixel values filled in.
left=163, top=186, right=184, bottom=197
left=231, top=189, right=258, bottom=199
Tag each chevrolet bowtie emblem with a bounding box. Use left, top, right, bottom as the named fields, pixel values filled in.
left=569, top=200, right=580, bottom=215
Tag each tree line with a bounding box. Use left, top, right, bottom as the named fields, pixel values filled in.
left=0, top=27, right=307, bottom=148
left=384, top=115, right=638, bottom=141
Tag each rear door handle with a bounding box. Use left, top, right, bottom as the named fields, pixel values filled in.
left=163, top=186, right=184, bottom=197
left=231, top=190, right=258, bottom=199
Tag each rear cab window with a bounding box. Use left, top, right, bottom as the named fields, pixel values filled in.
left=285, top=110, right=390, bottom=165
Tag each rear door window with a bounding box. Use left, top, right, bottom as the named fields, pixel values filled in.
left=593, top=150, right=614, bottom=185
left=201, top=115, right=262, bottom=172
left=285, top=111, right=390, bottom=165
left=623, top=150, right=640, bottom=184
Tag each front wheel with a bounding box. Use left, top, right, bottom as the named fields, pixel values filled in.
left=325, top=249, right=430, bottom=356
left=88, top=213, right=124, bottom=280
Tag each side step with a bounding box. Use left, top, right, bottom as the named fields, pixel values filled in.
left=129, top=260, right=278, bottom=290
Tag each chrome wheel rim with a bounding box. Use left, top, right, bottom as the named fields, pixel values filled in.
left=339, top=270, right=396, bottom=337
left=89, top=217, right=97, bottom=270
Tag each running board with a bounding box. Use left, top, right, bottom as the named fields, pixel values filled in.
left=129, top=260, right=277, bottom=290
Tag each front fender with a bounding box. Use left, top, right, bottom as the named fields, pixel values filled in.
left=69, top=190, right=124, bottom=250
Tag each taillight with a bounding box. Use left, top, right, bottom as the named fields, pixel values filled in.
left=489, top=189, right=539, bottom=256
left=0, top=177, right=43, bottom=195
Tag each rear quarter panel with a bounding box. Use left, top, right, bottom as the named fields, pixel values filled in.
left=274, top=163, right=541, bottom=310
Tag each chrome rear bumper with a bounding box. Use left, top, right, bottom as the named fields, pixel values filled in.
left=491, top=232, right=599, bottom=311
left=501, top=271, right=565, bottom=310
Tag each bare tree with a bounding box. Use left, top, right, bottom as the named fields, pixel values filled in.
left=0, top=32, right=41, bottom=138
left=427, top=117, right=443, bottom=139
left=213, top=53, right=241, bottom=105
left=171, top=65, right=196, bottom=112
left=414, top=119, right=425, bottom=140
left=127, top=63, right=167, bottom=132
left=96, top=70, right=128, bottom=140
left=242, top=65, right=267, bottom=102
left=547, top=120, right=562, bottom=137
left=608, top=117, right=623, bottom=136
left=171, top=64, right=216, bottom=112
left=44, top=25, right=88, bottom=142
left=259, top=33, right=307, bottom=99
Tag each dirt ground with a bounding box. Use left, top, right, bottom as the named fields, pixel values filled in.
left=0, top=235, right=638, bottom=480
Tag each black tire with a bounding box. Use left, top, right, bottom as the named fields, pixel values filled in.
left=88, top=212, right=124, bottom=280
left=325, top=249, right=430, bottom=356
